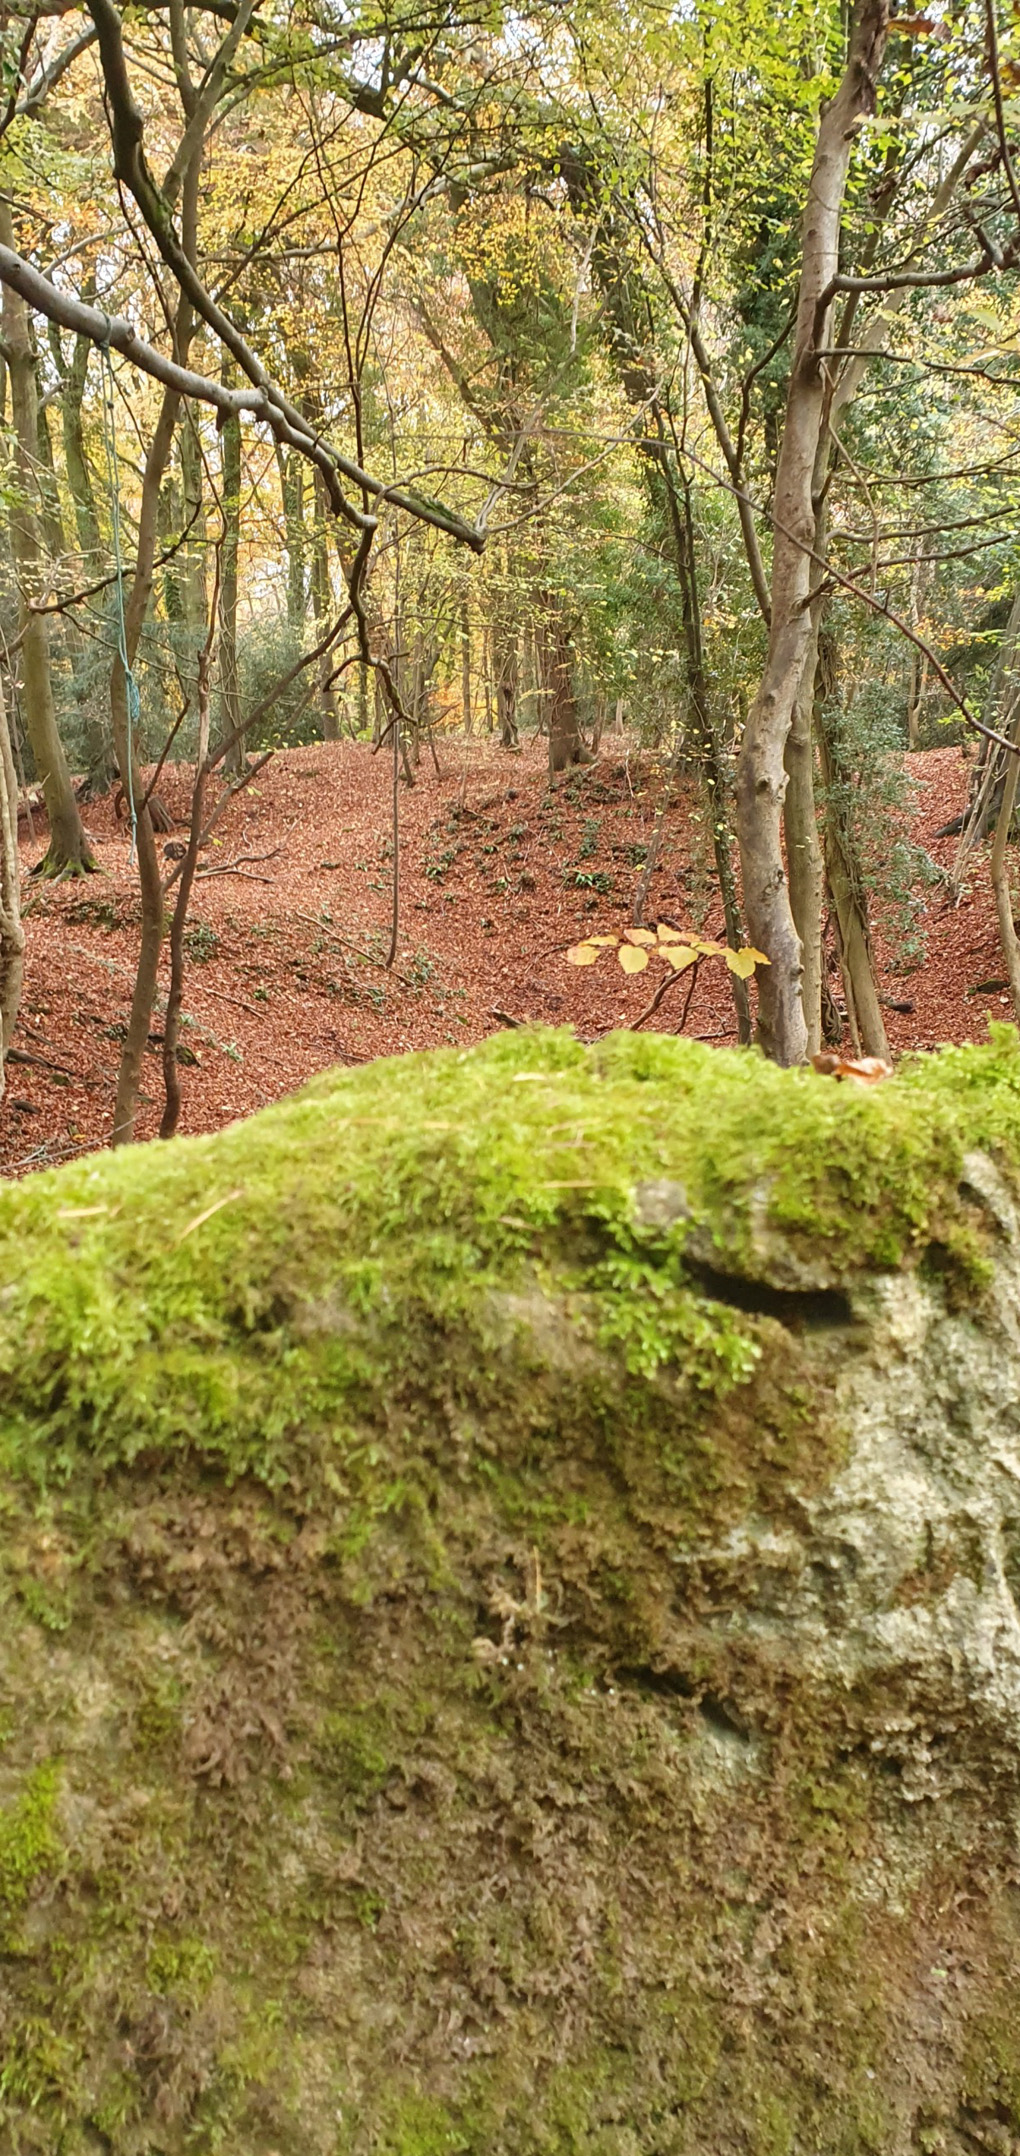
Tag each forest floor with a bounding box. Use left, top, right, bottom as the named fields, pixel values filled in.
left=2, top=735, right=1007, bottom=1178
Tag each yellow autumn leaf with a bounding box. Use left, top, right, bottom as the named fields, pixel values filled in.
left=567, top=943, right=601, bottom=966
left=725, top=947, right=771, bottom=977
left=660, top=945, right=699, bottom=970
left=618, top=943, right=650, bottom=974
left=689, top=937, right=724, bottom=956
left=624, top=927, right=656, bottom=945
left=588, top=935, right=619, bottom=945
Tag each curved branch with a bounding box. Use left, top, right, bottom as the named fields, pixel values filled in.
left=0, top=240, right=483, bottom=551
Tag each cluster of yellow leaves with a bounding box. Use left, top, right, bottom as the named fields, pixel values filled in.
left=566, top=925, right=770, bottom=980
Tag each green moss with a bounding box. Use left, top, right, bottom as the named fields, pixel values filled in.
left=1, top=1025, right=1017, bottom=1507
left=145, top=1932, right=217, bottom=1999
left=0, top=1030, right=1019, bottom=2151
left=0, top=1761, right=59, bottom=1942
left=961, top=2010, right=1020, bottom=2126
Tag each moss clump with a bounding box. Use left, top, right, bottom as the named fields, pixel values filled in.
left=0, top=1761, right=59, bottom=1943
left=1, top=1028, right=1020, bottom=2150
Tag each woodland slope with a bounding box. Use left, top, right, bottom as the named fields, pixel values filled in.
left=2, top=738, right=1003, bottom=1175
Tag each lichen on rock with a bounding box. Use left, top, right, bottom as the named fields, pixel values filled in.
left=2, top=1025, right=1020, bottom=2151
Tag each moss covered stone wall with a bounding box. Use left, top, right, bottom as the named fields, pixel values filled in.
left=2, top=1026, right=1020, bottom=2152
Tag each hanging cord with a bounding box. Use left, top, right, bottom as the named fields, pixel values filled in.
left=98, top=335, right=141, bottom=866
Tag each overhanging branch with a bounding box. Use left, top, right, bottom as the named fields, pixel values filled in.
left=0, top=241, right=484, bottom=553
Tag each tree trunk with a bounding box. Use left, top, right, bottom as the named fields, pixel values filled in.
left=217, top=362, right=242, bottom=775
left=734, top=0, right=891, bottom=1064
left=461, top=592, right=472, bottom=734
left=954, top=591, right=1020, bottom=874
left=653, top=442, right=751, bottom=1043
left=111, top=138, right=203, bottom=1146
left=784, top=641, right=825, bottom=1056
left=816, top=710, right=890, bottom=1062
left=495, top=620, right=519, bottom=749
left=60, top=321, right=101, bottom=564
left=0, top=202, right=95, bottom=876
left=35, top=396, right=68, bottom=569
left=277, top=444, right=305, bottom=630
left=110, top=382, right=181, bottom=1147
left=58, top=314, right=117, bottom=794
left=0, top=673, right=25, bottom=1086
left=179, top=410, right=208, bottom=732
left=544, top=611, right=592, bottom=773
left=311, top=475, right=339, bottom=740
left=990, top=748, right=1020, bottom=1022
left=161, top=638, right=212, bottom=1140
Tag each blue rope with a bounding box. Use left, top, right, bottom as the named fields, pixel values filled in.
left=98, top=338, right=140, bottom=866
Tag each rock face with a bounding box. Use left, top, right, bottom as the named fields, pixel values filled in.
left=3, top=1026, right=1020, bottom=2154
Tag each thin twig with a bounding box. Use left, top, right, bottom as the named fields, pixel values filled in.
left=630, top=958, right=701, bottom=1033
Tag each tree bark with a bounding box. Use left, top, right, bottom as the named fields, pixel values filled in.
left=461, top=589, right=472, bottom=734
left=217, top=360, right=242, bottom=774
left=278, top=445, right=305, bottom=630
left=111, top=139, right=204, bottom=1146
left=178, top=408, right=208, bottom=730
left=161, top=637, right=212, bottom=1139
left=0, top=202, right=95, bottom=876
left=56, top=311, right=117, bottom=793
left=991, top=749, right=1020, bottom=1021
left=734, top=0, right=891, bottom=1064
left=784, top=633, right=825, bottom=1055
left=495, top=615, right=519, bottom=749
left=311, top=473, right=340, bottom=740
left=544, top=609, right=592, bottom=773
left=0, top=673, right=25, bottom=1086
left=815, top=708, right=890, bottom=1061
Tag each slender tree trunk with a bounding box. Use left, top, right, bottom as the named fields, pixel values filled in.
left=178, top=410, right=207, bottom=731
left=991, top=743, right=1020, bottom=1022
left=0, top=674, right=25, bottom=1087
left=217, top=360, right=242, bottom=775
left=784, top=636, right=825, bottom=1055
left=311, top=475, right=339, bottom=740
left=815, top=710, right=890, bottom=1061
left=653, top=444, right=751, bottom=1042
left=0, top=202, right=94, bottom=876
left=954, top=591, right=1020, bottom=873
left=60, top=321, right=101, bottom=564
left=58, top=313, right=117, bottom=793
left=277, top=443, right=305, bottom=630
left=495, top=618, right=519, bottom=748
left=544, top=609, right=592, bottom=773
left=35, top=397, right=68, bottom=569
left=161, top=639, right=212, bottom=1139
left=111, top=143, right=203, bottom=1146
left=110, top=381, right=181, bottom=1146
left=734, top=0, right=891, bottom=1063
left=461, top=592, right=472, bottom=734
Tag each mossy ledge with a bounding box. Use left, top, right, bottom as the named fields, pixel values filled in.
left=3, top=1026, right=1020, bottom=2152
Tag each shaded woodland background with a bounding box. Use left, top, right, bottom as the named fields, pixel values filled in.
left=3, top=0, right=1020, bottom=1159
